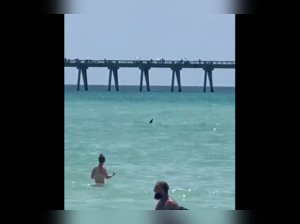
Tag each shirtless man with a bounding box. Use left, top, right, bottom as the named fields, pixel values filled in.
left=154, top=181, right=179, bottom=210
left=90, top=154, right=115, bottom=185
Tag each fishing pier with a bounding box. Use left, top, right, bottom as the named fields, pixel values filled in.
left=64, top=59, right=235, bottom=92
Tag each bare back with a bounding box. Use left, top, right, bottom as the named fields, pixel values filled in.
left=91, top=165, right=107, bottom=184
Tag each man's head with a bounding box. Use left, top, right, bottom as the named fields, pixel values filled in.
left=98, top=154, right=105, bottom=164
left=154, top=181, right=169, bottom=200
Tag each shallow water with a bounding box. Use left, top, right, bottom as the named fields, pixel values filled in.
left=65, top=86, right=235, bottom=210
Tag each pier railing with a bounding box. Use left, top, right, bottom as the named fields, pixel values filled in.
left=64, top=59, right=235, bottom=65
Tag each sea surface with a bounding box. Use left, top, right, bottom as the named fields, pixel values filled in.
left=64, top=85, right=235, bottom=210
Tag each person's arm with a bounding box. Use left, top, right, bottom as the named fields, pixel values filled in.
left=102, top=167, right=115, bottom=179
left=90, top=167, right=96, bottom=179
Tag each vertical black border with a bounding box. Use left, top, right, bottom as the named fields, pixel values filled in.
left=236, top=14, right=254, bottom=210
left=236, top=14, right=269, bottom=211
left=29, top=15, right=64, bottom=210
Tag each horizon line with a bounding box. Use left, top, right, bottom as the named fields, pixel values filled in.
left=64, top=84, right=235, bottom=87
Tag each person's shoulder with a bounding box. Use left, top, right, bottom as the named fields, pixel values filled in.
left=164, top=198, right=179, bottom=210
left=169, top=197, right=178, bottom=204
left=99, top=166, right=106, bottom=170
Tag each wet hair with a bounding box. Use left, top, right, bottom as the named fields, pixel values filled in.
left=98, top=154, right=105, bottom=163
left=157, top=181, right=169, bottom=193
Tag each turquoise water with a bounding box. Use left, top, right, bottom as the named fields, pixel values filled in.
left=64, top=86, right=235, bottom=210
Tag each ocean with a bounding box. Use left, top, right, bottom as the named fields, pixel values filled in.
left=64, top=85, right=235, bottom=210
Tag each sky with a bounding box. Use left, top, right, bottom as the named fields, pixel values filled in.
left=65, top=13, right=235, bottom=86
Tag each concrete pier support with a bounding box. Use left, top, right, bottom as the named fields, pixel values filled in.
left=76, top=68, right=81, bottom=91
left=113, top=68, right=119, bottom=91
left=171, top=69, right=175, bottom=92
left=76, top=67, right=88, bottom=91
left=144, top=68, right=150, bottom=91
left=175, top=69, right=182, bottom=92
left=203, top=69, right=214, bottom=92
left=108, top=69, right=112, bottom=91
left=203, top=70, right=208, bottom=92
left=139, top=68, right=150, bottom=91
left=107, top=68, right=119, bottom=91
left=82, top=68, right=88, bottom=91
left=170, top=68, right=182, bottom=92
left=139, top=69, right=144, bottom=91
left=207, top=70, right=214, bottom=92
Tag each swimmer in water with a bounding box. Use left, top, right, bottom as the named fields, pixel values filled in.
left=154, top=181, right=179, bottom=210
left=90, top=154, right=115, bottom=185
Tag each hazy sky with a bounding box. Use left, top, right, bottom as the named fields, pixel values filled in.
left=65, top=14, right=235, bottom=86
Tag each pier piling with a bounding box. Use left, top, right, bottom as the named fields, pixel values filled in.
left=171, top=69, right=175, bottom=92
left=170, top=68, right=182, bottom=92
left=203, top=70, right=208, bottom=92
left=144, top=68, right=150, bottom=91
left=208, top=70, right=214, bottom=92
left=112, top=68, right=119, bottom=91
left=175, top=69, right=182, bottom=92
left=139, top=68, right=150, bottom=91
left=108, top=68, right=112, bottom=91
left=82, top=68, right=88, bottom=91
left=203, top=69, right=214, bottom=92
left=139, top=69, right=144, bottom=91
left=76, top=68, right=81, bottom=91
